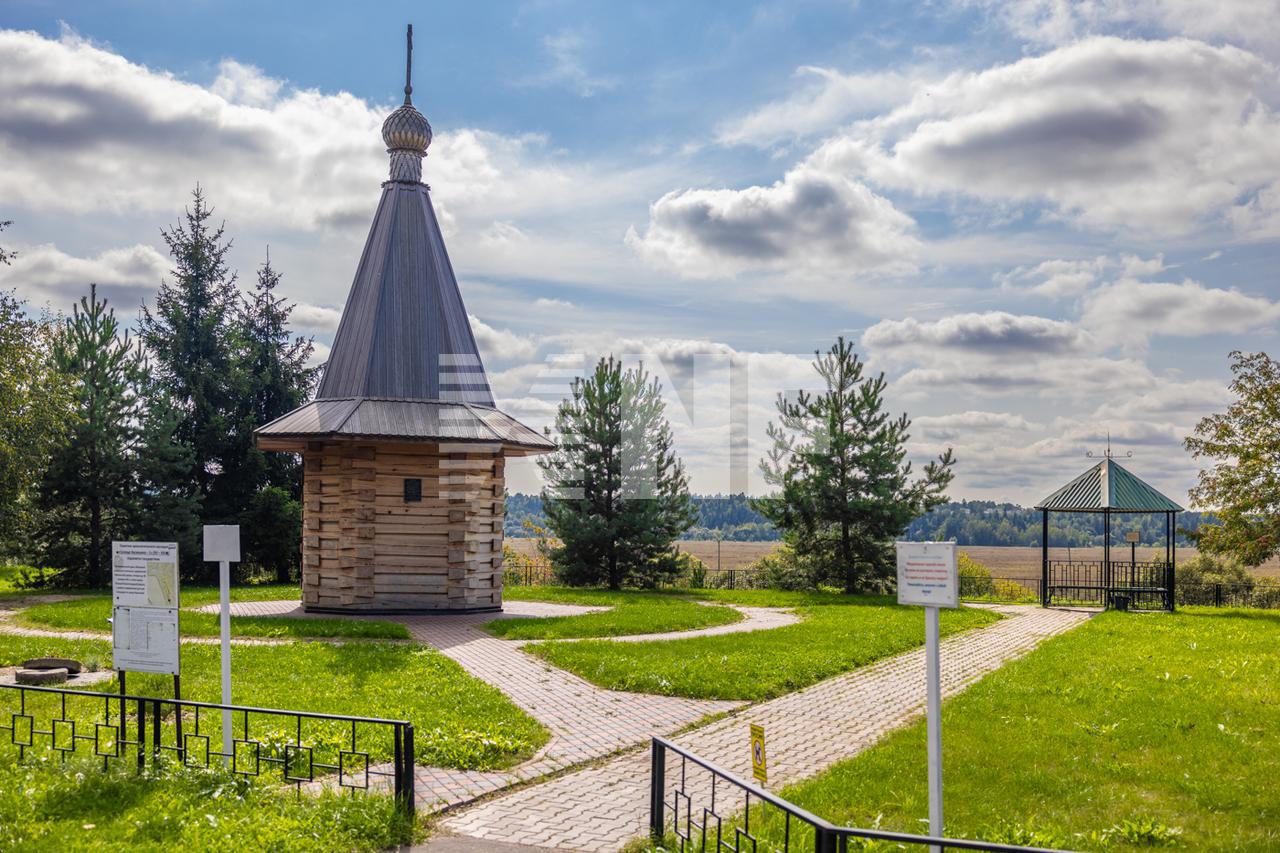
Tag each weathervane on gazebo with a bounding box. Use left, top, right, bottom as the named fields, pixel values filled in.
left=1085, top=430, right=1132, bottom=460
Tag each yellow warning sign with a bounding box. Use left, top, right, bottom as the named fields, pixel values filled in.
left=750, top=723, right=767, bottom=784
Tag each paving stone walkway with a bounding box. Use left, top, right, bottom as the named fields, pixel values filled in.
left=441, top=605, right=1092, bottom=851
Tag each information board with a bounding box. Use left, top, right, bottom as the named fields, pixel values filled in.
left=895, top=541, right=959, bottom=608
left=111, top=541, right=180, bottom=675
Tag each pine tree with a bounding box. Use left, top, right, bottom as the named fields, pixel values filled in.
left=38, top=285, right=146, bottom=584
left=138, top=185, right=242, bottom=523
left=539, top=357, right=697, bottom=589
left=755, top=337, right=955, bottom=593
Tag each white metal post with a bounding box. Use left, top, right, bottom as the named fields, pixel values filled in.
left=926, top=605, right=943, bottom=852
left=220, top=559, right=232, bottom=765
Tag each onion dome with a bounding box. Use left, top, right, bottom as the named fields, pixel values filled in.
left=383, top=24, right=432, bottom=183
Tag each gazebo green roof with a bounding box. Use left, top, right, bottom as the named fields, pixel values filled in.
left=1035, top=458, right=1182, bottom=513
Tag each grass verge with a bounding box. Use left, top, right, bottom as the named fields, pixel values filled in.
left=740, top=609, right=1280, bottom=850
left=0, top=633, right=547, bottom=771
left=16, top=586, right=410, bottom=640
left=529, top=593, right=1000, bottom=701
left=0, top=754, right=421, bottom=852
left=487, top=587, right=741, bottom=640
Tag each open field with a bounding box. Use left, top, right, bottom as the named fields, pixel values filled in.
left=746, top=608, right=1280, bottom=850
left=509, top=539, right=1280, bottom=579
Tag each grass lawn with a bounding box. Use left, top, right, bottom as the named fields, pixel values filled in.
left=0, top=633, right=547, bottom=771
left=742, top=609, right=1280, bottom=850
left=15, top=585, right=411, bottom=640
left=487, top=587, right=741, bottom=639
left=529, top=592, right=1001, bottom=701
left=0, top=755, right=420, bottom=852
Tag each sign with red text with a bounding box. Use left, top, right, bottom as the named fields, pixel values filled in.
left=895, top=541, right=958, bottom=609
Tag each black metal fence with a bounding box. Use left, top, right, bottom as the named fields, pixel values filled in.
left=1177, top=581, right=1280, bottom=609
left=650, top=737, right=1074, bottom=852
left=0, top=683, right=415, bottom=815
left=504, top=555, right=767, bottom=591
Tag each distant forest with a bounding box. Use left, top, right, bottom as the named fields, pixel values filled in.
left=505, top=494, right=1209, bottom=547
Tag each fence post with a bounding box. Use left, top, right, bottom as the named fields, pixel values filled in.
left=1215, top=583, right=1222, bottom=608
left=152, top=699, right=161, bottom=761
left=136, top=697, right=146, bottom=772
left=649, top=739, right=666, bottom=841
left=402, top=723, right=415, bottom=817
left=813, top=825, right=838, bottom=853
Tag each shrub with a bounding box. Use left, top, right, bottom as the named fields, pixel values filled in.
left=958, top=551, right=994, bottom=597
left=748, top=544, right=821, bottom=591
left=1175, top=552, right=1254, bottom=605
left=993, top=578, right=1037, bottom=602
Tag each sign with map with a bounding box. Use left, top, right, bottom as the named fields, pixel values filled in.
left=111, top=541, right=180, bottom=675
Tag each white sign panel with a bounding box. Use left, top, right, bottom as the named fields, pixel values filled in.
left=112, top=606, right=180, bottom=675
left=111, top=541, right=179, bottom=608
left=202, top=525, right=241, bottom=563
left=111, top=541, right=180, bottom=675
left=895, top=541, right=959, bottom=608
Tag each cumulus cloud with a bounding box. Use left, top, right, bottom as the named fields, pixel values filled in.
left=626, top=166, right=919, bottom=278
left=469, top=315, right=541, bottom=363
left=811, top=37, right=1280, bottom=236
left=863, top=311, right=1091, bottom=356
left=997, top=253, right=1164, bottom=297
left=0, top=241, right=167, bottom=309
left=1081, top=278, right=1280, bottom=345
left=914, top=410, right=1037, bottom=441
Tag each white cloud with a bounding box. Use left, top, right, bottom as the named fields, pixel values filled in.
left=0, top=241, right=167, bottom=309
left=290, top=302, right=342, bottom=332
left=469, top=314, right=540, bottom=363
left=961, top=0, right=1280, bottom=56
left=1080, top=278, right=1280, bottom=345
left=717, top=66, right=919, bottom=148
left=996, top=253, right=1164, bottom=297
left=811, top=37, right=1280, bottom=236
left=863, top=311, right=1091, bottom=356
left=210, top=58, right=284, bottom=107
left=524, top=30, right=617, bottom=98
left=626, top=165, right=919, bottom=278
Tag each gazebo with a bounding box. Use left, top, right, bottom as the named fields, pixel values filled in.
left=1036, top=456, right=1182, bottom=611
left=255, top=27, right=553, bottom=613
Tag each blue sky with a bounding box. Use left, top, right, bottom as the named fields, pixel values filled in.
left=2, top=1, right=1278, bottom=502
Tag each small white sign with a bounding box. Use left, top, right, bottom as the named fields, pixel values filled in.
left=895, top=541, right=959, bottom=609
left=203, top=525, right=241, bottom=563
left=111, top=541, right=179, bottom=608
left=112, top=606, right=180, bottom=675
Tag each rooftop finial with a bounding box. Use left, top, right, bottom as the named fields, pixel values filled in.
left=404, top=24, right=413, bottom=105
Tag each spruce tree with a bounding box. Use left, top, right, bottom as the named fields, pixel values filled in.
left=131, top=384, right=202, bottom=576
left=138, top=186, right=242, bottom=523
left=38, top=285, right=146, bottom=584
left=539, top=357, right=696, bottom=589
left=755, top=337, right=955, bottom=593
left=234, top=251, right=316, bottom=494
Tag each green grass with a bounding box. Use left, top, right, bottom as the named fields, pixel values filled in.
left=530, top=595, right=1001, bottom=701
left=0, top=756, right=417, bottom=851
left=0, top=633, right=547, bottom=771
left=0, top=754, right=420, bottom=852
left=737, top=609, right=1280, bottom=850
left=485, top=587, right=741, bottom=639
left=16, top=586, right=411, bottom=640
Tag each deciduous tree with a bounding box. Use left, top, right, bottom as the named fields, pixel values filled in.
left=539, top=357, right=696, bottom=589
left=1186, top=350, right=1280, bottom=566
left=755, top=337, right=954, bottom=593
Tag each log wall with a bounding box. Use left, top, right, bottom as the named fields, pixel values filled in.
left=301, top=441, right=505, bottom=611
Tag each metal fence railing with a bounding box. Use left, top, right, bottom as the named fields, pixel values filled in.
left=650, top=737, right=1076, bottom=852
left=0, top=683, right=415, bottom=816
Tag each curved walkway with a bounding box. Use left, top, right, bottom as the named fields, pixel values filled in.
left=441, top=605, right=1092, bottom=851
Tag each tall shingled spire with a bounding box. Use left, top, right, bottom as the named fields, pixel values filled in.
left=257, top=25, right=551, bottom=454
